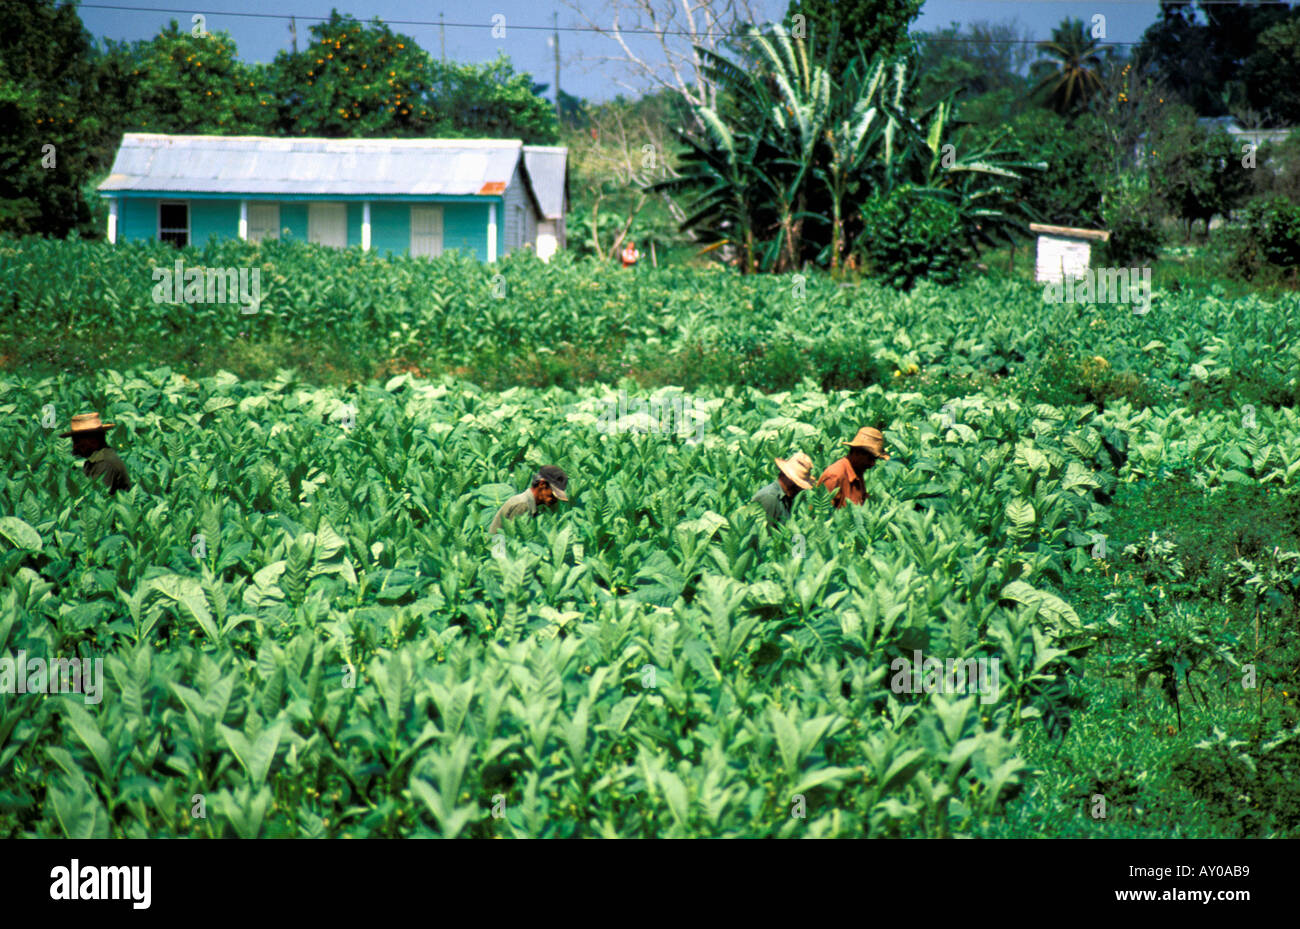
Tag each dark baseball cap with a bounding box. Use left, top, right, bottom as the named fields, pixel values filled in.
left=533, top=465, right=569, bottom=500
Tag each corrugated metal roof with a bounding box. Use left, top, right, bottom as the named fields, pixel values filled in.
left=523, top=145, right=568, bottom=219
left=97, top=133, right=531, bottom=196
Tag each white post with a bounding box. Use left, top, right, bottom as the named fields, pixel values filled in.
left=487, top=202, right=497, bottom=262
left=361, top=201, right=371, bottom=252
left=107, top=198, right=118, bottom=244
left=238, top=199, right=248, bottom=240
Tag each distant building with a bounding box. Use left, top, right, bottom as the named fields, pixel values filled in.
left=1196, top=116, right=1293, bottom=151
left=97, top=133, right=569, bottom=261
left=523, top=146, right=569, bottom=262
left=1133, top=118, right=1294, bottom=166
left=1029, top=223, right=1110, bottom=283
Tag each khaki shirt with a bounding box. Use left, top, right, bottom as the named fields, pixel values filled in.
left=751, top=480, right=795, bottom=525
left=84, top=448, right=131, bottom=495
left=489, top=489, right=537, bottom=533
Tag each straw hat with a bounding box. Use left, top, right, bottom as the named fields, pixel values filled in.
left=844, top=427, right=889, bottom=460
left=59, top=412, right=116, bottom=437
left=775, top=452, right=814, bottom=490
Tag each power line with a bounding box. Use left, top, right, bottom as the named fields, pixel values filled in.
left=70, top=2, right=1235, bottom=45
left=82, top=3, right=722, bottom=34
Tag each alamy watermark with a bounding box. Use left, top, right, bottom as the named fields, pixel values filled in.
left=1, top=650, right=103, bottom=705
left=151, top=259, right=261, bottom=314
left=50, top=859, right=151, bottom=909
left=889, top=650, right=1001, bottom=705
left=1043, top=267, right=1152, bottom=315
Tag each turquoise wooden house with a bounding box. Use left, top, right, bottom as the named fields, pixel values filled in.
left=97, top=133, right=569, bottom=262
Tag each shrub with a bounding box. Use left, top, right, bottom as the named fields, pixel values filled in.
left=1231, top=196, right=1300, bottom=278
left=856, top=185, right=965, bottom=289
left=1172, top=728, right=1300, bottom=837
left=1034, top=347, right=1160, bottom=410
left=1099, top=174, right=1164, bottom=265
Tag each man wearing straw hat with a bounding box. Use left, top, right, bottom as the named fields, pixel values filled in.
left=817, top=427, right=889, bottom=508
left=751, top=452, right=814, bottom=526
left=489, top=465, right=570, bottom=533
left=60, top=413, right=131, bottom=495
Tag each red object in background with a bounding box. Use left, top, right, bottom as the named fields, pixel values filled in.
left=621, top=242, right=640, bottom=267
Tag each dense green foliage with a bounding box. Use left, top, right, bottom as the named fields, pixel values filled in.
left=99, top=22, right=272, bottom=137
left=99, top=11, right=558, bottom=144
left=1230, top=197, right=1300, bottom=282
left=2, top=348, right=1297, bottom=836
left=1099, top=174, right=1165, bottom=266
left=991, top=474, right=1300, bottom=837
left=856, top=186, right=964, bottom=289
left=911, top=21, right=1033, bottom=111
left=0, top=370, right=1097, bottom=837
left=783, top=0, right=923, bottom=76
left=0, top=0, right=114, bottom=235
left=660, top=24, right=1039, bottom=276
left=6, top=3, right=557, bottom=238
left=1147, top=107, right=1254, bottom=239
left=1, top=236, right=1298, bottom=837
left=3, top=236, right=1300, bottom=409
left=1138, top=1, right=1300, bottom=124
left=254, top=12, right=557, bottom=143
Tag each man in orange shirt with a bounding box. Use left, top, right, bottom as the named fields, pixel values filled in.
left=817, top=427, right=889, bottom=508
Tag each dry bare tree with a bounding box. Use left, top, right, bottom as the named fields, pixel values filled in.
left=560, top=0, right=769, bottom=131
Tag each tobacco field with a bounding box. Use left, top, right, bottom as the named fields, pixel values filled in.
left=1, top=238, right=1299, bottom=837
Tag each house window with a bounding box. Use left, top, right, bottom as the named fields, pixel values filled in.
left=248, top=202, right=280, bottom=242
left=159, top=202, right=189, bottom=247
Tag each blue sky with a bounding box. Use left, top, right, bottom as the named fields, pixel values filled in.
left=76, top=0, right=1165, bottom=102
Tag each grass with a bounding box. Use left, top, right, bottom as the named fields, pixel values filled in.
left=974, top=474, right=1300, bottom=837
left=981, top=231, right=1300, bottom=299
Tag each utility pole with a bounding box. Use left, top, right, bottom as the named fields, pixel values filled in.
left=440, top=13, right=445, bottom=62
left=553, top=12, right=561, bottom=125
left=289, top=15, right=297, bottom=53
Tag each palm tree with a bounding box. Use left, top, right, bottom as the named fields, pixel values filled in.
left=1031, top=18, right=1107, bottom=116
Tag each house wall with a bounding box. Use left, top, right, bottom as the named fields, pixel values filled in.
left=369, top=202, right=408, bottom=255
left=443, top=202, right=492, bottom=260
left=280, top=203, right=309, bottom=240
left=109, top=195, right=501, bottom=261
left=190, top=200, right=239, bottom=245
left=120, top=198, right=156, bottom=241
left=502, top=162, right=542, bottom=257
left=115, top=197, right=235, bottom=245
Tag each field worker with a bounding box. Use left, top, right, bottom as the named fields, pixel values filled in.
left=817, top=427, right=890, bottom=508
left=752, top=452, right=814, bottom=525
left=61, top=412, right=131, bottom=495
left=489, top=465, right=569, bottom=533
left=620, top=240, right=641, bottom=268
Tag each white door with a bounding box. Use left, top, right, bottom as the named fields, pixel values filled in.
left=308, top=203, right=347, bottom=248
left=537, top=220, right=558, bottom=262
left=410, top=205, right=443, bottom=258
left=248, top=203, right=280, bottom=242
